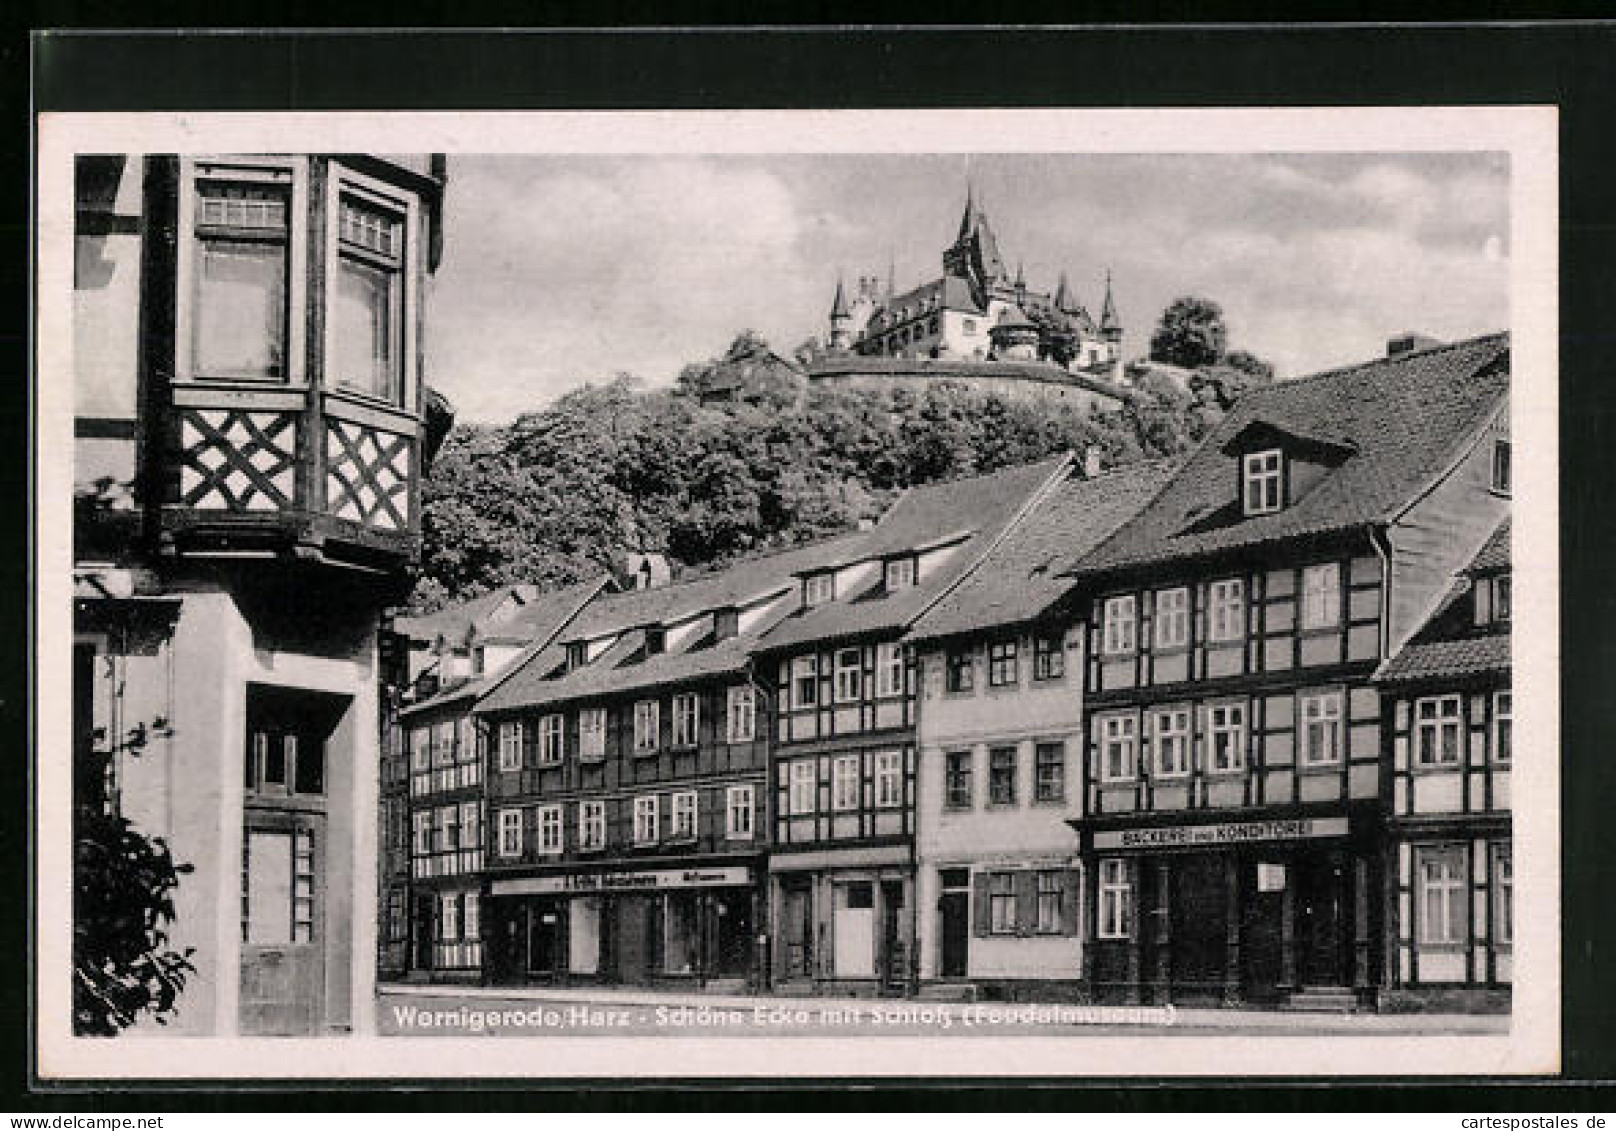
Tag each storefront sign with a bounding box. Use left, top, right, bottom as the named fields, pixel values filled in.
left=1256, top=862, right=1287, bottom=891
left=491, top=865, right=752, bottom=897
left=1092, top=815, right=1349, bottom=851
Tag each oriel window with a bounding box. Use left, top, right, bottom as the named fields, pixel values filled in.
left=331, top=196, right=405, bottom=403
left=193, top=179, right=289, bottom=382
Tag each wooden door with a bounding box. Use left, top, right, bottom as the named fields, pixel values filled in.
left=239, top=818, right=324, bottom=1035
left=782, top=883, right=812, bottom=977
left=1297, top=856, right=1347, bottom=986
left=939, top=891, right=969, bottom=978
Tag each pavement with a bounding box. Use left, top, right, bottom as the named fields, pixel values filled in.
left=377, top=981, right=1512, bottom=1038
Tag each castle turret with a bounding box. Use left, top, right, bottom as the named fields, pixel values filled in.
left=828, top=277, right=853, bottom=351
left=988, top=304, right=1040, bottom=361
left=1100, top=270, right=1122, bottom=341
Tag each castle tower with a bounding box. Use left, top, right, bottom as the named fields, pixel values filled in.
left=828, top=276, right=853, bottom=351
left=1100, top=270, right=1123, bottom=357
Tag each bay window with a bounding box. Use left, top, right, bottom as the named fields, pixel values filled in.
left=330, top=194, right=405, bottom=402
left=190, top=176, right=291, bottom=382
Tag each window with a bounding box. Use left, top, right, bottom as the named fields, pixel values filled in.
left=832, top=754, right=861, bottom=811
left=989, top=873, right=1018, bottom=934
left=463, top=893, right=480, bottom=944
left=410, top=727, right=431, bottom=772
left=331, top=194, right=405, bottom=402
left=726, top=784, right=755, bottom=840
left=459, top=800, right=481, bottom=851
left=963, top=317, right=978, bottom=334
left=1098, top=859, right=1132, bottom=939
left=671, top=791, right=697, bottom=840
left=190, top=176, right=290, bottom=382
left=726, top=685, right=756, bottom=743
left=1243, top=449, right=1283, bottom=515
left=1300, top=691, right=1343, bottom=767
left=578, top=707, right=606, bottom=761
left=633, top=699, right=659, bottom=753
left=440, top=893, right=459, bottom=942
left=1494, top=574, right=1513, bottom=622
left=633, top=796, right=659, bottom=845
left=1418, top=847, right=1468, bottom=944
left=792, top=655, right=819, bottom=708
left=1494, top=691, right=1513, bottom=764
left=538, top=714, right=563, bottom=765
left=988, top=747, right=1017, bottom=805
left=874, top=750, right=903, bottom=808
left=538, top=805, right=563, bottom=855
left=1099, top=715, right=1137, bottom=782
left=413, top=811, right=432, bottom=856
left=1034, top=742, right=1066, bottom=802
left=1035, top=872, right=1064, bottom=934
left=1153, top=709, right=1191, bottom=778
left=804, top=573, right=835, bottom=607
left=1493, top=843, right=1513, bottom=945
left=1033, top=632, right=1065, bottom=680
left=944, top=751, right=973, bottom=809
left=885, top=557, right=916, bottom=591
left=672, top=693, right=699, bottom=748
left=988, top=640, right=1019, bottom=687
left=1154, top=588, right=1190, bottom=649
left=876, top=643, right=905, bottom=697
left=1492, top=439, right=1512, bottom=494
left=1301, top=563, right=1341, bottom=629
left=1209, top=703, right=1247, bottom=772
left=834, top=648, right=862, bottom=703
left=1208, top=579, right=1245, bottom=643
left=945, top=648, right=975, bottom=693
left=1102, top=595, right=1137, bottom=655
left=1415, top=695, right=1464, bottom=767
left=789, top=760, right=817, bottom=815
left=435, top=804, right=459, bottom=852
left=579, top=800, right=606, bottom=850
left=498, top=809, right=523, bottom=858
left=498, top=721, right=524, bottom=772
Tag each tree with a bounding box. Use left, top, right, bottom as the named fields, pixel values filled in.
left=1149, top=296, right=1228, bottom=370
left=1223, top=348, right=1274, bottom=384
left=75, top=717, right=196, bottom=1035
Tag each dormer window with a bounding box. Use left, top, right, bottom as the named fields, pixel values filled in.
left=565, top=641, right=588, bottom=671
left=644, top=626, right=666, bottom=656
left=1242, top=450, right=1284, bottom=515
left=1492, top=439, right=1512, bottom=495
left=1474, top=573, right=1513, bottom=626
left=885, top=556, right=916, bottom=591
left=804, top=573, right=835, bottom=608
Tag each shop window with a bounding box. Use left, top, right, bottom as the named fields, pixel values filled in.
left=1208, top=579, right=1245, bottom=643
left=578, top=707, right=606, bottom=761
left=1417, top=846, right=1468, bottom=945
left=579, top=800, right=606, bottom=850
left=633, top=699, right=660, bottom=754
left=988, top=873, right=1018, bottom=934
left=1415, top=695, right=1464, bottom=767
left=538, top=714, right=564, bottom=765
left=988, top=640, right=1019, bottom=687
left=1154, top=587, right=1190, bottom=649
left=944, top=751, right=973, bottom=809
left=789, top=760, right=817, bottom=815
left=1493, top=843, right=1513, bottom=945
left=1032, top=631, right=1065, bottom=680
left=1153, top=709, right=1191, bottom=778
left=945, top=648, right=975, bottom=693
left=726, top=685, right=756, bottom=743
left=875, top=643, right=905, bottom=697
left=1102, top=595, right=1137, bottom=655
left=1299, top=691, right=1343, bottom=767
left=885, top=556, right=916, bottom=591
left=1494, top=691, right=1512, bottom=764
left=834, top=648, right=863, bottom=703
left=633, top=796, right=659, bottom=845
left=190, top=176, right=290, bottom=382
left=726, top=784, right=754, bottom=839
left=988, top=747, right=1017, bottom=806
left=1099, top=715, right=1137, bottom=782
left=1242, top=450, right=1283, bottom=515
left=1208, top=703, right=1247, bottom=772
left=672, top=693, right=700, bottom=748
left=832, top=754, right=861, bottom=811
left=671, top=791, right=698, bottom=840
left=498, top=721, right=524, bottom=772
left=1035, top=871, right=1064, bottom=934
left=1098, top=859, right=1132, bottom=939
left=1034, top=742, right=1065, bottom=802
left=1301, top=563, right=1341, bottom=630
left=874, top=750, right=903, bottom=808
left=331, top=194, right=405, bottom=403
left=792, top=655, right=819, bottom=708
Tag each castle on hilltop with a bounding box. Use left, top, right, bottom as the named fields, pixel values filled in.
left=827, top=188, right=1122, bottom=373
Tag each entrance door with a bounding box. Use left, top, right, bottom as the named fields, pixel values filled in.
left=1170, top=855, right=1228, bottom=996
left=1296, top=855, right=1348, bottom=985
left=527, top=901, right=563, bottom=976
left=939, top=882, right=970, bottom=979
left=782, top=881, right=812, bottom=978
left=711, top=889, right=754, bottom=977
left=239, top=818, right=324, bottom=1035
left=414, top=894, right=436, bottom=974
left=834, top=882, right=876, bottom=978
left=612, top=895, right=656, bottom=984
left=1240, top=860, right=1287, bottom=1003
left=879, top=880, right=905, bottom=987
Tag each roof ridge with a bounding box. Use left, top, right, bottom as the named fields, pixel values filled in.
left=1248, top=330, right=1507, bottom=395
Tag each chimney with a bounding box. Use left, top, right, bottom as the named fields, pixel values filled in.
left=622, top=551, right=673, bottom=591
left=1082, top=447, right=1104, bottom=478
left=1387, top=331, right=1442, bottom=358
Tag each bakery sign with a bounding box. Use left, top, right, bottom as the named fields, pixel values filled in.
left=491, top=866, right=751, bottom=897
left=1091, top=815, right=1349, bottom=851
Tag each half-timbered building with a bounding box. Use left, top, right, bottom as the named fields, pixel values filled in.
left=1060, top=333, right=1510, bottom=1008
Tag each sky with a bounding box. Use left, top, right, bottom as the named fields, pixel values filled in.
left=426, top=152, right=1509, bottom=424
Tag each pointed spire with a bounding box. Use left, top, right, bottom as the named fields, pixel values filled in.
left=830, top=275, right=850, bottom=320
left=1100, top=270, right=1120, bottom=331
left=1015, top=261, right=1026, bottom=289
left=1054, top=271, right=1073, bottom=312
left=957, top=181, right=976, bottom=240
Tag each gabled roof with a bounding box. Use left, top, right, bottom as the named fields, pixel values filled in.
left=911, top=458, right=1181, bottom=642
left=392, top=584, right=539, bottom=645
left=756, top=453, right=1074, bottom=653
left=1467, top=517, right=1511, bottom=574
left=1072, top=332, right=1509, bottom=577
left=1376, top=516, right=1511, bottom=685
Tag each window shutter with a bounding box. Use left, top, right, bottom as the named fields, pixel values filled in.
left=1015, top=871, right=1037, bottom=938
left=1060, top=869, right=1081, bottom=936
left=972, top=872, right=991, bottom=937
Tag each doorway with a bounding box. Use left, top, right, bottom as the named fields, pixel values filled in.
left=834, top=881, right=876, bottom=978
left=527, top=900, right=564, bottom=977
left=781, top=880, right=812, bottom=978
left=1295, top=854, right=1349, bottom=986
left=938, top=868, right=970, bottom=979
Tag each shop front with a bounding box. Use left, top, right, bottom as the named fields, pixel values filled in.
left=1076, top=806, right=1383, bottom=1007
left=768, top=845, right=915, bottom=995
left=486, top=861, right=764, bottom=990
